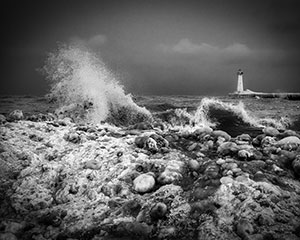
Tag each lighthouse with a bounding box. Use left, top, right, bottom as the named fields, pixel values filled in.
left=237, top=69, right=244, bottom=93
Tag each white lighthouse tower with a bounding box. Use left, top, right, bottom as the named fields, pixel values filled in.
left=237, top=69, right=244, bottom=93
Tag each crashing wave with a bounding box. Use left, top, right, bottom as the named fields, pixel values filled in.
left=43, top=44, right=151, bottom=125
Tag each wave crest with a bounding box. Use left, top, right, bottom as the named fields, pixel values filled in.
left=43, top=44, right=151, bottom=124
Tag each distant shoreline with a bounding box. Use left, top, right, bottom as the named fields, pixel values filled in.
left=229, top=91, right=300, bottom=100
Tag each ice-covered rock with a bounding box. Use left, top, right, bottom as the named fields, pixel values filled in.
left=8, top=110, right=24, bottom=121
left=276, top=136, right=300, bottom=150
left=0, top=114, right=6, bottom=124
left=217, top=142, right=238, bottom=155
left=263, top=127, right=280, bottom=136
left=213, top=130, right=231, bottom=141
left=133, top=173, right=156, bottom=193
left=292, top=155, right=300, bottom=175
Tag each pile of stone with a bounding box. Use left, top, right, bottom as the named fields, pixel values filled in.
left=0, top=111, right=300, bottom=240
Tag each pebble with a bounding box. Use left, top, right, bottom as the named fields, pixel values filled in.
left=226, top=170, right=233, bottom=176
left=216, top=158, right=226, bottom=165
left=238, top=149, right=252, bottom=161
left=188, top=159, right=200, bottom=171
left=232, top=167, right=242, bottom=174
left=188, top=142, right=198, bottom=151
left=220, top=176, right=234, bottom=185
left=133, top=173, right=156, bottom=193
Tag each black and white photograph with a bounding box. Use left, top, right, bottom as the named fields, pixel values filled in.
left=1, top=0, right=300, bottom=239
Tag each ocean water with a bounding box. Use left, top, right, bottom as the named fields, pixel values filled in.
left=1, top=94, right=300, bottom=136
left=1, top=44, right=300, bottom=136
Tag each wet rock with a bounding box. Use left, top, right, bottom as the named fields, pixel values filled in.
left=252, top=134, right=265, bottom=147
left=220, top=176, right=234, bottom=185
left=238, top=149, right=253, bottom=161
left=192, top=186, right=218, bottom=200
left=237, top=133, right=252, bottom=142
left=157, top=226, right=176, bottom=239
left=122, top=200, right=141, bottom=217
left=276, top=136, right=300, bottom=150
left=150, top=202, right=168, bottom=221
left=292, top=155, right=300, bottom=175
left=252, top=149, right=264, bottom=160
left=188, top=142, right=198, bottom=151
left=84, top=159, right=101, bottom=170
left=158, top=170, right=182, bottom=185
left=216, top=158, right=226, bottom=165
left=157, top=160, right=184, bottom=184
left=257, top=212, right=275, bottom=226
left=213, top=130, right=231, bottom=141
left=204, top=163, right=220, bottom=179
left=0, top=232, right=18, bottom=240
left=263, top=127, right=280, bottom=137
left=149, top=134, right=169, bottom=148
left=133, top=173, right=156, bottom=193
left=144, top=137, right=158, bottom=153
left=8, top=110, right=24, bottom=121
left=217, top=142, right=238, bottom=155
left=253, top=171, right=266, bottom=182
left=1, top=221, right=25, bottom=235
left=112, top=221, right=153, bottom=237
left=236, top=219, right=254, bottom=240
left=279, top=129, right=299, bottom=138
left=188, top=159, right=200, bottom=171
left=38, top=211, right=62, bottom=227
left=0, top=114, right=6, bottom=124
left=261, top=136, right=276, bottom=148
left=193, top=127, right=213, bottom=139
left=132, top=122, right=153, bottom=130
left=135, top=136, right=149, bottom=148
left=135, top=136, right=159, bottom=153
left=63, top=132, right=81, bottom=143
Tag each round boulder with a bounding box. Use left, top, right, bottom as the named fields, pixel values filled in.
left=263, top=127, right=279, bottom=137
left=276, top=136, right=300, bottom=147
left=133, top=173, right=156, bottom=193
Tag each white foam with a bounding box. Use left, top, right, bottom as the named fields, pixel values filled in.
left=43, top=44, right=151, bottom=124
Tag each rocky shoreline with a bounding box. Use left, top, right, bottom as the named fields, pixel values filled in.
left=1, top=110, right=300, bottom=240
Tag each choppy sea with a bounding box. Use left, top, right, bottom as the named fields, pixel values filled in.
left=1, top=95, right=300, bottom=137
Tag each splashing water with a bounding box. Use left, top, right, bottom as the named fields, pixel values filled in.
left=163, top=97, right=291, bottom=135
left=43, top=44, right=151, bottom=124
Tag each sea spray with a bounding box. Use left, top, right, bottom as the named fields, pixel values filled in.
left=43, top=44, right=151, bottom=125
left=159, top=97, right=291, bottom=135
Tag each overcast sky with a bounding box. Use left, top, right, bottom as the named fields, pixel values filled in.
left=1, top=0, right=300, bottom=95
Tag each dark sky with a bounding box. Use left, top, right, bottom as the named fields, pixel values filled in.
left=1, top=0, right=300, bottom=96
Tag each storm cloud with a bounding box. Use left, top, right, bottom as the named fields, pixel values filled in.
left=1, top=0, right=300, bottom=95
